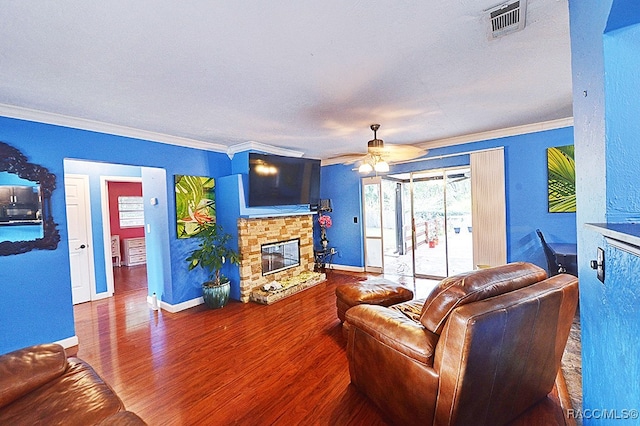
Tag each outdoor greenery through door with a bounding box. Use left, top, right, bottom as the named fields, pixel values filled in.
left=364, top=167, right=474, bottom=279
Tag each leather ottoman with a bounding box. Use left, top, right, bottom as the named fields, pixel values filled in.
left=335, top=281, right=414, bottom=322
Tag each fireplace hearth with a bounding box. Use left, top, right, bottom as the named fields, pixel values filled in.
left=250, top=270, right=326, bottom=305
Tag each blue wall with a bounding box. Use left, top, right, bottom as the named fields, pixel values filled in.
left=0, top=116, right=231, bottom=354
left=570, top=0, right=640, bottom=417
left=318, top=163, right=365, bottom=268
left=321, top=126, right=577, bottom=273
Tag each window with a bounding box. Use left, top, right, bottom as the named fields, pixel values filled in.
left=118, top=196, right=144, bottom=228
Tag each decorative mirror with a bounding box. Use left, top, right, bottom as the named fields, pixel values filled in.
left=0, top=142, right=60, bottom=255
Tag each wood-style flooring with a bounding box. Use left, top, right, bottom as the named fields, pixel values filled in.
left=112, top=264, right=148, bottom=293
left=70, top=268, right=570, bottom=425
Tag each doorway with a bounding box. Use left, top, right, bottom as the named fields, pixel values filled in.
left=104, top=178, right=148, bottom=294
left=64, top=159, right=169, bottom=305
left=379, top=167, right=474, bottom=280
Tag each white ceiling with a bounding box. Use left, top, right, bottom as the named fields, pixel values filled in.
left=0, top=1, right=572, bottom=162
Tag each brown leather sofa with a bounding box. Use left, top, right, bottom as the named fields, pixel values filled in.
left=345, top=262, right=578, bottom=426
left=0, top=343, right=146, bottom=425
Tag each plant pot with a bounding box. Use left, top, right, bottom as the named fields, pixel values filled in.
left=202, top=280, right=230, bottom=309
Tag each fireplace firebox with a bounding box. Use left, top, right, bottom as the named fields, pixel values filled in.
left=261, top=238, right=300, bottom=275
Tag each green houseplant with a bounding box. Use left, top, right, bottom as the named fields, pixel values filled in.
left=186, top=222, right=240, bottom=309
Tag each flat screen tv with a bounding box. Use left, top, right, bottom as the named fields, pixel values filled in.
left=248, top=153, right=320, bottom=207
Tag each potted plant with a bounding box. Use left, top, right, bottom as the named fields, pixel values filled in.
left=186, top=222, right=240, bottom=309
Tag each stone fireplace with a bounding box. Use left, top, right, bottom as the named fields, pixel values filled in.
left=237, top=214, right=314, bottom=302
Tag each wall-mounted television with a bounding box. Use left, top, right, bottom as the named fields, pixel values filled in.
left=248, top=153, right=320, bottom=207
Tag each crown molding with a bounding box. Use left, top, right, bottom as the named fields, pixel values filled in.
left=0, top=103, right=229, bottom=152
left=0, top=104, right=310, bottom=159
left=0, top=103, right=573, bottom=163
left=226, top=141, right=305, bottom=159
left=416, top=117, right=574, bottom=150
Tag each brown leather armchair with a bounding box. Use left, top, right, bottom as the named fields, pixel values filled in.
left=0, top=343, right=145, bottom=425
left=345, top=262, right=578, bottom=426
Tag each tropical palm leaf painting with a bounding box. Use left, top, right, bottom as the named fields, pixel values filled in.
left=175, top=175, right=215, bottom=238
left=547, top=145, right=576, bottom=213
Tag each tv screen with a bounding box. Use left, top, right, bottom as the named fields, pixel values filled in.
left=248, top=153, right=320, bottom=207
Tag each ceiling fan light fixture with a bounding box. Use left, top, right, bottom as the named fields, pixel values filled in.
left=374, top=160, right=389, bottom=173
left=368, top=138, right=384, bottom=151
left=367, top=124, right=384, bottom=154
left=359, top=162, right=373, bottom=174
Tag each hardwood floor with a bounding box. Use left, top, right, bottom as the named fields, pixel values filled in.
left=71, top=270, right=569, bottom=425
left=113, top=264, right=148, bottom=293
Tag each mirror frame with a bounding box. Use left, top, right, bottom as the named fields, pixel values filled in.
left=0, top=142, right=60, bottom=255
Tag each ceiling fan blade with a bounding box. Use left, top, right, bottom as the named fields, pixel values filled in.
left=327, top=123, right=428, bottom=166
left=376, top=144, right=427, bottom=162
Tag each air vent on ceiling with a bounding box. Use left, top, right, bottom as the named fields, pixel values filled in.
left=487, top=0, right=527, bottom=39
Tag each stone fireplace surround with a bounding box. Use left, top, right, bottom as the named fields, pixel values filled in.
left=237, top=214, right=314, bottom=303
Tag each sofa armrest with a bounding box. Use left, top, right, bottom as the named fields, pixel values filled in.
left=345, top=304, right=438, bottom=365
left=346, top=304, right=440, bottom=425
left=0, top=343, right=67, bottom=408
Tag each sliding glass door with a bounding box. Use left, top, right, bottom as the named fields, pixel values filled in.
left=411, top=171, right=448, bottom=277
left=442, top=168, right=473, bottom=276
left=379, top=167, right=473, bottom=279
left=362, top=176, right=383, bottom=273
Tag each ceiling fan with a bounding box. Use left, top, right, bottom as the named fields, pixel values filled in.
left=330, top=124, right=427, bottom=174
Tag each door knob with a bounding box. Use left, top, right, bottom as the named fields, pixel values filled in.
left=76, top=244, right=86, bottom=250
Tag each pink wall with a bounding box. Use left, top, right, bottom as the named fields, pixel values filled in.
left=108, top=182, right=144, bottom=256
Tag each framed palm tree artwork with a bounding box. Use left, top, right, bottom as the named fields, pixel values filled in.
left=175, top=175, right=216, bottom=238
left=547, top=145, right=576, bottom=213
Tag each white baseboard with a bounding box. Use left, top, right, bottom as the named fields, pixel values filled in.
left=329, top=264, right=365, bottom=273
left=146, top=295, right=204, bottom=313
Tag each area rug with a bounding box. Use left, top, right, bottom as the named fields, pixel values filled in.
left=561, top=311, right=582, bottom=424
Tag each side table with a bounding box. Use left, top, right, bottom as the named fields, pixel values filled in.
left=314, top=247, right=336, bottom=271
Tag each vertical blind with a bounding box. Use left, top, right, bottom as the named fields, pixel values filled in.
left=470, top=148, right=507, bottom=268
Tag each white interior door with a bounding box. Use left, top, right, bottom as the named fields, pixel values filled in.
left=65, top=174, right=96, bottom=304
left=362, top=177, right=383, bottom=273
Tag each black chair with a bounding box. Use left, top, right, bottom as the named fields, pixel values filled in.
left=536, top=229, right=566, bottom=276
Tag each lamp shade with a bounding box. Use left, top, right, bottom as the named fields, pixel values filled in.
left=374, top=160, right=389, bottom=173
left=359, top=163, right=373, bottom=173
